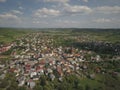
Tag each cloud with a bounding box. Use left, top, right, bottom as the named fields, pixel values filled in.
left=11, top=10, right=23, bottom=15
left=19, top=6, right=24, bottom=10
left=0, top=9, right=23, bottom=27
left=0, top=13, right=22, bottom=27
left=93, top=18, right=111, bottom=23
left=33, top=4, right=92, bottom=18
left=0, top=10, right=23, bottom=20
left=0, top=0, right=6, bottom=3
left=34, top=8, right=60, bottom=17
left=56, top=19, right=79, bottom=24
left=77, top=0, right=88, bottom=3
left=63, top=4, right=92, bottom=15
left=43, top=0, right=69, bottom=3
left=0, top=13, right=18, bottom=19
left=0, top=13, right=21, bottom=22
left=83, top=0, right=88, bottom=2
left=95, top=6, right=120, bottom=14
left=32, top=21, right=48, bottom=24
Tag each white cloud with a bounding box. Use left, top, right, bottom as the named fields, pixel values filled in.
left=33, top=21, right=48, bottom=24
left=56, top=19, right=79, bottom=24
left=0, top=10, right=23, bottom=27
left=93, top=18, right=111, bottom=23
left=83, top=0, right=88, bottom=2
left=34, top=8, right=60, bottom=17
left=43, top=0, right=69, bottom=3
left=33, top=4, right=92, bottom=18
left=0, top=13, right=18, bottom=19
left=11, top=10, right=23, bottom=15
left=95, top=6, right=120, bottom=14
left=0, top=0, right=6, bottom=3
left=78, top=0, right=88, bottom=2
left=19, top=6, right=24, bottom=10
left=63, top=4, right=92, bottom=14
left=0, top=13, right=21, bottom=22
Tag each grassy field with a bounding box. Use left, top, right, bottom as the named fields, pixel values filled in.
left=0, top=28, right=32, bottom=44
left=0, top=28, right=120, bottom=44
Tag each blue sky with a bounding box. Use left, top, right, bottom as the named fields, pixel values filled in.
left=0, top=0, right=120, bottom=28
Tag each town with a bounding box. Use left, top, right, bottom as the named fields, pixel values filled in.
left=0, top=30, right=120, bottom=90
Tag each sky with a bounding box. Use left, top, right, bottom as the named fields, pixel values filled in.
left=0, top=0, right=120, bottom=28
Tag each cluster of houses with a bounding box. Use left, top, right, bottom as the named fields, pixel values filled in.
left=0, top=44, right=13, bottom=54
left=0, top=33, right=102, bottom=89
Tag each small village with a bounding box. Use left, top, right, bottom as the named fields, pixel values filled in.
left=0, top=32, right=103, bottom=89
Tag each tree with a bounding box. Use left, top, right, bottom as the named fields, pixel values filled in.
left=40, top=76, right=47, bottom=86
left=0, top=79, right=9, bottom=88
left=57, top=81, right=73, bottom=90
left=43, top=85, right=53, bottom=90
left=85, top=84, right=92, bottom=90
left=18, top=86, right=26, bottom=90
left=34, top=85, right=43, bottom=90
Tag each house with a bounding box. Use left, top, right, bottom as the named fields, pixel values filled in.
left=94, top=67, right=101, bottom=73
left=58, top=77, right=63, bottom=82
left=36, top=66, right=44, bottom=75
left=47, top=68, right=53, bottom=73
left=27, top=79, right=36, bottom=89
left=18, top=80, right=25, bottom=86
left=17, top=76, right=25, bottom=86
left=49, top=74, right=55, bottom=81
left=82, top=64, right=87, bottom=69
left=0, top=74, right=5, bottom=79
left=0, top=64, right=5, bottom=69
left=33, top=75, right=39, bottom=80
left=25, top=64, right=31, bottom=72
left=9, top=68, right=16, bottom=73
left=89, top=73, right=95, bottom=79
left=30, top=71, right=37, bottom=78
left=96, top=55, right=101, bottom=61
left=24, top=71, right=29, bottom=76
left=0, top=44, right=11, bottom=53
left=57, top=66, right=63, bottom=77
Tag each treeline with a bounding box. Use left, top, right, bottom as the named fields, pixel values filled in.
left=71, top=29, right=120, bottom=43
left=71, top=28, right=120, bottom=33
left=73, top=42, right=120, bottom=55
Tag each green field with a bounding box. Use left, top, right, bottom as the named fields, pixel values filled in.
left=0, top=28, right=120, bottom=44
left=0, top=28, right=32, bottom=44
